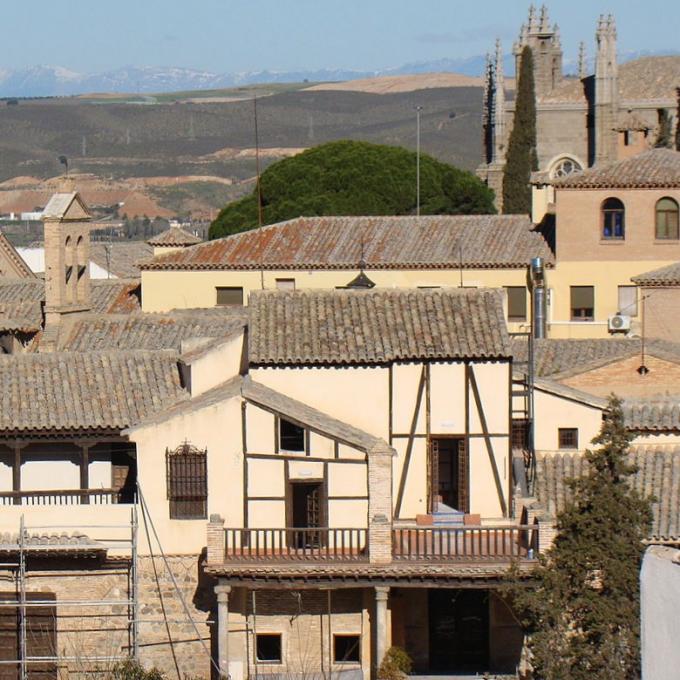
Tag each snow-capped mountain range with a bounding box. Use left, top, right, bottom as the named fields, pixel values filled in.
left=0, top=50, right=675, bottom=98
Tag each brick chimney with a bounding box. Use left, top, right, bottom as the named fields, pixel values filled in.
left=41, top=192, right=92, bottom=349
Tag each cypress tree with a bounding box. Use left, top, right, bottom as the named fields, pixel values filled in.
left=502, top=46, right=538, bottom=214
left=510, top=396, right=653, bottom=680
left=655, top=109, right=672, bottom=148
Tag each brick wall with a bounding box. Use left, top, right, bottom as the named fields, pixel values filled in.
left=643, top=287, right=680, bottom=345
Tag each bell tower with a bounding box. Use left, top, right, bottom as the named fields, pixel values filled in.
left=42, top=192, right=92, bottom=337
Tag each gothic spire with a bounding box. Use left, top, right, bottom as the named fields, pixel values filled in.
left=578, top=41, right=587, bottom=79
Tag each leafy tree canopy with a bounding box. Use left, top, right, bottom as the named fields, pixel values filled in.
left=510, top=396, right=653, bottom=680
left=209, top=140, right=495, bottom=238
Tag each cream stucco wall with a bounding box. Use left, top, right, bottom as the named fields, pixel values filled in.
left=183, top=332, right=245, bottom=396
left=141, top=268, right=534, bottom=333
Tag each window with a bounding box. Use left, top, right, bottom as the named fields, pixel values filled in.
left=618, top=286, right=638, bottom=317
left=558, top=428, right=578, bottom=450
left=256, top=634, right=282, bottom=663
left=275, top=278, right=296, bottom=291
left=570, top=286, right=594, bottom=321
left=655, top=197, right=679, bottom=240
left=215, top=286, right=244, bottom=306
left=601, top=198, right=625, bottom=239
left=505, top=286, right=527, bottom=322
left=165, top=443, right=207, bottom=519
left=279, top=419, right=305, bottom=452
left=334, top=634, right=361, bottom=663
left=550, top=157, right=582, bottom=179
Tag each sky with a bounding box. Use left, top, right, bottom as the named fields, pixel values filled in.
left=4, top=0, right=679, bottom=74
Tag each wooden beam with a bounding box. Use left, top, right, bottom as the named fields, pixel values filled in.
left=468, top=365, right=507, bottom=517
left=13, top=445, right=21, bottom=505
left=80, top=444, right=90, bottom=504
left=395, top=365, right=427, bottom=518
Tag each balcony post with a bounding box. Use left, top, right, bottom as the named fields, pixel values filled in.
left=207, top=514, right=226, bottom=564
left=368, top=442, right=394, bottom=564
left=12, top=445, right=22, bottom=506
left=215, top=580, right=231, bottom=678
left=79, top=444, right=90, bottom=504
left=373, top=586, right=390, bottom=675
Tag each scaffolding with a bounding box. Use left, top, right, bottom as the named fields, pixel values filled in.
left=0, top=507, right=138, bottom=678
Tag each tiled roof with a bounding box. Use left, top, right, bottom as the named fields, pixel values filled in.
left=41, top=192, right=82, bottom=220
left=0, top=232, right=34, bottom=279
left=0, top=532, right=105, bottom=555
left=535, top=446, right=680, bottom=541
left=532, top=377, right=608, bottom=410
left=242, top=377, right=384, bottom=452
left=147, top=226, right=202, bottom=247
left=0, top=279, right=142, bottom=334
left=616, top=111, right=651, bottom=132
left=511, top=337, right=680, bottom=379
left=140, top=215, right=553, bottom=271
left=0, top=350, right=187, bottom=433
left=552, top=149, right=680, bottom=189
left=0, top=280, right=44, bottom=332
left=249, top=288, right=511, bottom=366
left=540, top=56, right=680, bottom=104
left=624, top=398, right=680, bottom=432
left=632, top=262, right=680, bottom=286
left=57, top=308, right=246, bottom=352
left=89, top=241, right=153, bottom=278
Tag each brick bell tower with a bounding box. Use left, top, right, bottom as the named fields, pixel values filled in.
left=42, top=191, right=92, bottom=349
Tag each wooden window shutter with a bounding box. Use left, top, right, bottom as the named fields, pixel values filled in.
left=428, top=439, right=440, bottom=514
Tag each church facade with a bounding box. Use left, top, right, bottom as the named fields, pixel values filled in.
left=478, top=5, right=680, bottom=209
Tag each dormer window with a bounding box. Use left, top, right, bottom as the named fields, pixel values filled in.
left=602, top=198, right=625, bottom=240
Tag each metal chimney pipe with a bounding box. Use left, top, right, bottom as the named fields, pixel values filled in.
left=530, top=257, right=547, bottom=339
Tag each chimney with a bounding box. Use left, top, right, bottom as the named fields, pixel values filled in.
left=42, top=192, right=92, bottom=348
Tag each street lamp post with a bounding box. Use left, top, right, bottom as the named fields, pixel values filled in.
left=415, top=106, right=423, bottom=216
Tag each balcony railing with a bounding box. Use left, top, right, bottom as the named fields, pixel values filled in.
left=224, top=527, right=368, bottom=561
left=0, top=488, right=136, bottom=506
left=392, top=525, right=538, bottom=561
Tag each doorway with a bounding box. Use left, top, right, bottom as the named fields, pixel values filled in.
left=429, top=437, right=468, bottom=512
left=428, top=589, right=489, bottom=673
left=288, top=481, right=325, bottom=547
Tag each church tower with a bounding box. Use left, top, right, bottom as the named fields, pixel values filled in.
left=513, top=4, right=563, bottom=98
left=42, top=191, right=92, bottom=348
left=594, top=14, right=618, bottom=164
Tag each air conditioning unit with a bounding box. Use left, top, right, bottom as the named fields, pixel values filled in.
left=608, top=314, right=631, bottom=333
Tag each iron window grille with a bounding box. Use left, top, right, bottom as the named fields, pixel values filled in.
left=166, top=442, right=207, bottom=519
left=558, top=428, right=579, bottom=450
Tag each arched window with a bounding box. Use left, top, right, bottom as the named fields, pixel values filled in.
left=602, top=198, right=625, bottom=240
left=655, top=197, right=679, bottom=240
left=550, top=157, right=582, bottom=179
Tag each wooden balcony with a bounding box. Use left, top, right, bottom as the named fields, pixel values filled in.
left=392, top=525, right=538, bottom=561
left=224, top=527, right=368, bottom=562
left=0, top=488, right=135, bottom=506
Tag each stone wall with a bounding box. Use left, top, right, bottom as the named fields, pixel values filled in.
left=0, top=554, right=216, bottom=679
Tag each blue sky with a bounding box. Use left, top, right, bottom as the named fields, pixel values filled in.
left=5, top=0, right=678, bottom=73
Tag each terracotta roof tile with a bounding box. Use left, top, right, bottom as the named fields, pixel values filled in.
left=58, top=308, right=246, bottom=352
left=552, top=149, right=680, bottom=189
left=0, top=350, right=187, bottom=433
left=624, top=398, right=680, bottom=432
left=632, top=261, right=680, bottom=286
left=249, top=288, right=511, bottom=365
left=141, top=215, right=553, bottom=271
left=535, top=446, right=680, bottom=541
left=147, top=226, right=202, bottom=247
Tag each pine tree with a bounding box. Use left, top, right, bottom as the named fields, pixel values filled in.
left=511, top=396, right=653, bottom=680
left=502, top=46, right=538, bottom=214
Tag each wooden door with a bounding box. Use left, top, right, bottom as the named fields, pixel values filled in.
left=111, top=451, right=137, bottom=503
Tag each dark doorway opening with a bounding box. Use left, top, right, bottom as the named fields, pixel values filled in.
left=288, top=481, right=325, bottom=547
left=428, top=589, right=489, bottom=673
left=430, top=438, right=468, bottom=512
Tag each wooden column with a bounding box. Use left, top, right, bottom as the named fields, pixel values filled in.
left=80, top=444, right=90, bottom=504
left=12, top=445, right=22, bottom=506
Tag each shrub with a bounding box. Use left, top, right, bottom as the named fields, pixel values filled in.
left=109, top=659, right=166, bottom=680
left=378, top=646, right=413, bottom=680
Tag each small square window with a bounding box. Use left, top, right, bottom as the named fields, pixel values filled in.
left=276, top=278, right=296, bottom=291
left=558, top=428, right=578, bottom=450
left=216, top=287, right=244, bottom=306
left=256, top=634, right=282, bottom=663
left=279, top=419, right=305, bottom=452
left=505, top=286, right=527, bottom=322
left=334, top=634, right=361, bottom=664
